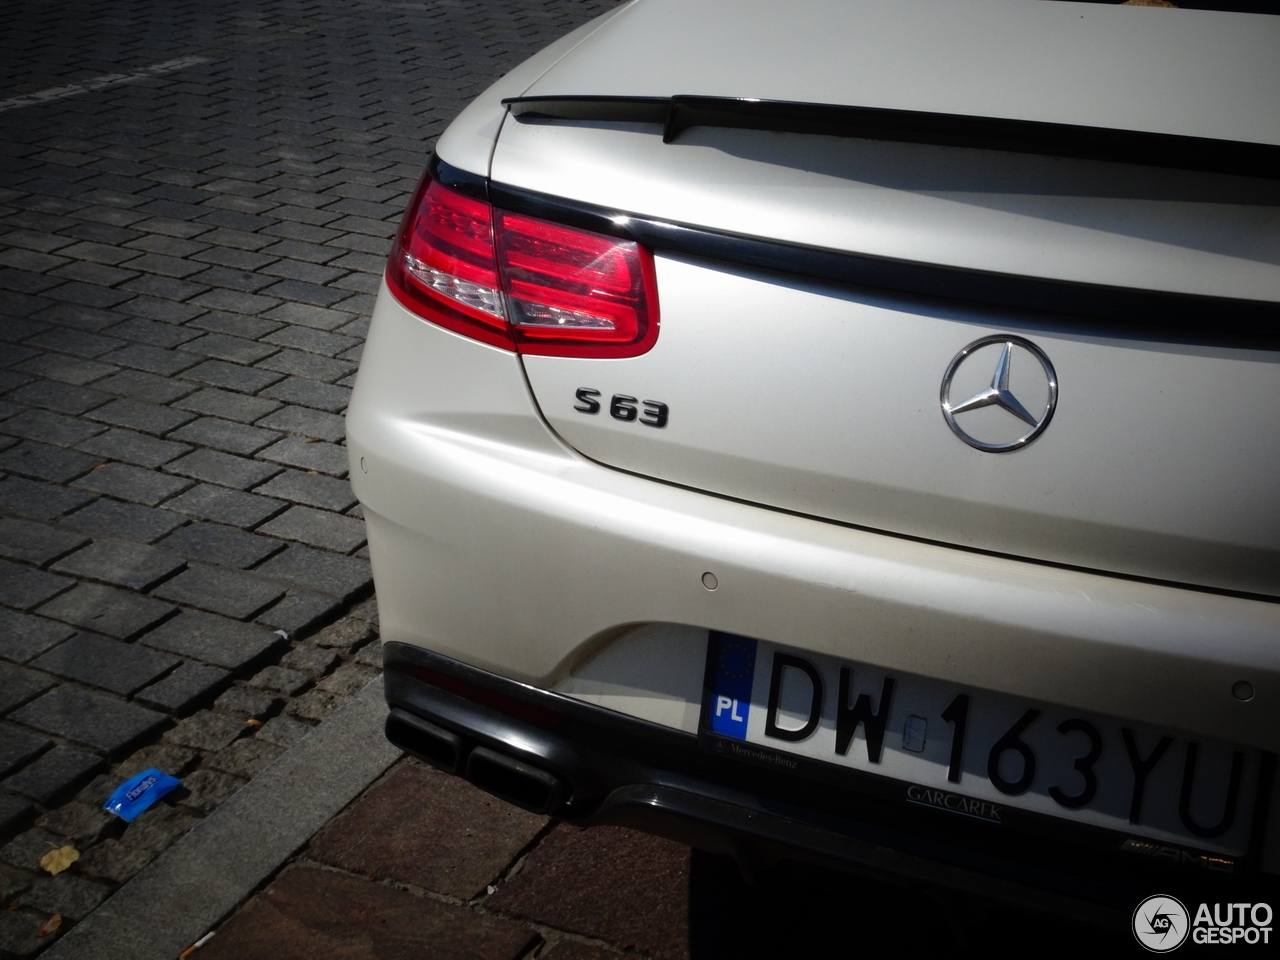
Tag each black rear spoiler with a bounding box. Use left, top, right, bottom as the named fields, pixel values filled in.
left=504, top=95, right=1280, bottom=181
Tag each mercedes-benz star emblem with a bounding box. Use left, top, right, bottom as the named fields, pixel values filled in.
left=940, top=335, right=1057, bottom=453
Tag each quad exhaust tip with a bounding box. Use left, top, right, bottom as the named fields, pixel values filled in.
left=385, top=708, right=567, bottom=815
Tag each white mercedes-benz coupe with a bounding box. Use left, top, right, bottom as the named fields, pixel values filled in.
left=347, top=0, right=1280, bottom=924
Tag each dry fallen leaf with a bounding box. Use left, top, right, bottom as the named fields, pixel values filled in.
left=37, top=914, right=62, bottom=937
left=39, top=845, right=79, bottom=875
left=245, top=718, right=263, bottom=727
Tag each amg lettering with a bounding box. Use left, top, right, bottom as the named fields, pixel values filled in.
left=906, top=784, right=1003, bottom=823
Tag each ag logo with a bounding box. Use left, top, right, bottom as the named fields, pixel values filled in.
left=1133, top=895, right=1190, bottom=953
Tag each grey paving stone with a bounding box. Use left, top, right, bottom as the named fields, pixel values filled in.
left=32, top=633, right=180, bottom=696
left=0, top=609, right=75, bottom=664
left=0, top=518, right=88, bottom=566
left=250, top=469, right=357, bottom=512
left=6, top=379, right=111, bottom=416
left=76, top=427, right=192, bottom=468
left=260, top=376, right=350, bottom=412
left=0, top=407, right=105, bottom=447
left=100, top=343, right=202, bottom=376
left=11, top=352, right=116, bottom=386
left=21, top=873, right=112, bottom=921
left=76, top=838, right=157, bottom=885
left=248, top=665, right=310, bottom=697
left=153, top=565, right=286, bottom=620
left=84, top=396, right=195, bottom=435
left=0, top=725, right=51, bottom=778
left=24, top=327, right=124, bottom=360
left=93, top=369, right=195, bottom=404
left=0, top=476, right=94, bottom=521
left=255, top=715, right=311, bottom=749
left=139, top=611, right=281, bottom=670
left=163, top=483, right=285, bottom=527
left=279, top=644, right=339, bottom=679
left=254, top=590, right=342, bottom=637
left=257, top=435, right=348, bottom=477
left=206, top=737, right=283, bottom=780
left=258, top=505, right=365, bottom=553
left=136, top=661, right=230, bottom=714
left=0, top=663, right=55, bottom=715
left=188, top=311, right=282, bottom=340
left=34, top=801, right=114, bottom=845
left=181, top=359, right=283, bottom=394
left=311, top=617, right=377, bottom=652
left=168, top=416, right=281, bottom=456
left=180, top=331, right=279, bottom=364
left=165, top=448, right=281, bottom=490
left=156, top=522, right=283, bottom=569
left=213, top=685, right=278, bottom=720
left=163, top=710, right=247, bottom=752
left=71, top=461, right=191, bottom=506
left=119, top=802, right=199, bottom=854
left=59, top=497, right=186, bottom=543
left=285, top=686, right=346, bottom=722
left=38, top=582, right=175, bottom=639
left=2, top=745, right=103, bottom=804
left=254, top=404, right=345, bottom=444
left=257, top=348, right=354, bottom=383
left=115, top=743, right=201, bottom=781
left=173, top=386, right=282, bottom=424
left=0, top=558, right=73, bottom=611
left=103, top=318, right=202, bottom=351
left=50, top=540, right=184, bottom=591
left=0, top=827, right=64, bottom=873
left=256, top=546, right=371, bottom=602
left=261, top=326, right=358, bottom=358
left=0, top=440, right=101, bottom=483
left=0, top=792, right=33, bottom=839
left=178, top=768, right=245, bottom=815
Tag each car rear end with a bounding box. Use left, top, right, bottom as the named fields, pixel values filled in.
left=346, top=0, right=1280, bottom=924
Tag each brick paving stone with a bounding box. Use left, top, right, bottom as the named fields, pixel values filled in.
left=0, top=726, right=50, bottom=779
left=157, top=521, right=283, bottom=569
left=315, top=663, right=378, bottom=699
left=197, top=867, right=534, bottom=960
left=0, top=558, right=73, bottom=611
left=92, top=369, right=195, bottom=404
left=181, top=359, right=283, bottom=395
left=71, top=461, right=191, bottom=505
left=1, top=407, right=105, bottom=447
left=59, top=497, right=186, bottom=543
left=180, top=332, right=280, bottom=364
left=0, top=909, right=49, bottom=957
left=164, top=710, right=247, bottom=753
left=178, top=768, right=245, bottom=815
left=119, top=803, right=199, bottom=853
left=168, top=417, right=281, bottom=456
left=0, top=792, right=33, bottom=838
left=50, top=540, right=185, bottom=591
left=311, top=761, right=549, bottom=900
left=258, top=505, right=365, bottom=553
left=6, top=380, right=110, bottom=416
left=206, top=737, right=284, bottom=780
left=2, top=745, right=103, bottom=805
left=284, top=688, right=344, bottom=722
left=0, top=610, right=74, bottom=664
left=115, top=743, right=200, bottom=781
left=0, top=828, right=65, bottom=873
left=100, top=343, right=202, bottom=376
left=139, top=611, right=281, bottom=670
left=261, top=302, right=353, bottom=333
left=31, top=632, right=179, bottom=695
left=34, top=801, right=113, bottom=845
left=486, top=826, right=692, bottom=959
left=257, top=348, right=354, bottom=382
left=251, top=469, right=356, bottom=512
left=0, top=476, right=93, bottom=521
left=279, top=645, right=338, bottom=679
left=14, top=686, right=166, bottom=757
left=260, top=376, right=350, bottom=412
left=165, top=448, right=281, bottom=490
left=76, top=838, right=156, bottom=885
left=0, top=518, right=87, bottom=566
left=248, top=666, right=310, bottom=697
left=20, top=874, right=112, bottom=921
left=163, top=482, right=285, bottom=527
left=11, top=353, right=115, bottom=387
left=135, top=661, right=230, bottom=713
left=256, top=546, right=371, bottom=602
left=37, top=581, right=175, bottom=638
left=253, top=404, right=345, bottom=442
left=76, top=427, right=192, bottom=468
left=0, top=440, right=101, bottom=483
left=0, top=663, right=54, bottom=714
left=173, top=386, right=282, bottom=424
left=255, top=715, right=310, bottom=750
left=153, top=564, right=285, bottom=619
left=257, top=436, right=348, bottom=477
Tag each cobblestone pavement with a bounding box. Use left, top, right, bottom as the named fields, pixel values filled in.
left=0, top=0, right=619, bottom=955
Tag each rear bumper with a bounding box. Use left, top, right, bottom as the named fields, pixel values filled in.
left=384, top=643, right=1276, bottom=924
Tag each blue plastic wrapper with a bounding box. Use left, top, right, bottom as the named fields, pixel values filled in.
left=103, top=768, right=179, bottom=822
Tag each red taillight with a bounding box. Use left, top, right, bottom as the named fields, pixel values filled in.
left=385, top=173, right=659, bottom=358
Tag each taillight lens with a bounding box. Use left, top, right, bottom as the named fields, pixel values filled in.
left=385, top=173, right=659, bottom=358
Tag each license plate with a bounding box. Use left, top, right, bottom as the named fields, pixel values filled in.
left=700, top=632, right=1266, bottom=862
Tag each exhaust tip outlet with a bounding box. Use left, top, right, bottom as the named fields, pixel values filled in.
left=386, top=708, right=465, bottom=774
left=466, top=745, right=567, bottom=814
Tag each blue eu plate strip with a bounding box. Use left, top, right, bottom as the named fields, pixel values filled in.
left=708, top=633, right=757, bottom=740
